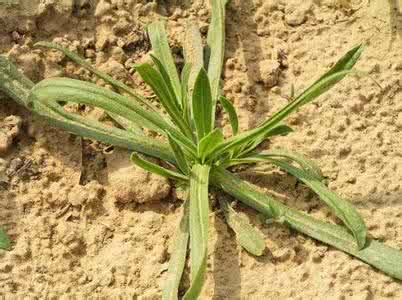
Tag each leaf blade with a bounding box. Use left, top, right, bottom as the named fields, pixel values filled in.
left=163, top=200, right=190, bottom=300
left=206, top=0, right=228, bottom=127
left=34, top=41, right=158, bottom=112
left=269, top=160, right=366, bottom=249
left=197, top=128, right=224, bottom=163
left=148, top=21, right=182, bottom=101
left=210, top=45, right=364, bottom=159
left=130, top=153, right=188, bottom=182
left=219, top=198, right=265, bottom=256
left=192, top=68, right=213, bottom=141
left=219, top=96, right=239, bottom=136
left=183, top=164, right=210, bottom=300
left=167, top=133, right=190, bottom=175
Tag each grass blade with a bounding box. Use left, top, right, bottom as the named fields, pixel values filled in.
left=206, top=0, right=228, bottom=127
left=230, top=149, right=324, bottom=181
left=135, top=63, right=191, bottom=137
left=150, top=54, right=181, bottom=109
left=219, top=197, right=265, bottom=256
left=219, top=96, right=238, bottom=136
left=163, top=200, right=190, bottom=300
left=180, top=63, right=192, bottom=126
left=184, top=22, right=204, bottom=100
left=192, top=68, right=213, bottom=141
left=211, top=167, right=402, bottom=281
left=34, top=41, right=158, bottom=112
left=107, top=112, right=143, bottom=136
left=130, top=153, right=188, bottom=181
left=31, top=77, right=168, bottom=134
left=232, top=124, right=293, bottom=159
left=210, top=45, right=364, bottom=160
left=198, top=128, right=224, bottom=163
left=269, top=160, right=367, bottom=249
left=167, top=133, right=190, bottom=175
left=184, top=164, right=210, bottom=300
left=0, top=56, right=33, bottom=107
left=148, top=21, right=181, bottom=101
left=0, top=228, right=11, bottom=250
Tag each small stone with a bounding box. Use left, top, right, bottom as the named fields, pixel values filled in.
left=94, top=0, right=111, bottom=17
left=258, top=59, right=281, bottom=88
left=285, top=1, right=311, bottom=26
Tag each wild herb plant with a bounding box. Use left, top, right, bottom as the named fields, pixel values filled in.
left=1, top=0, right=402, bottom=298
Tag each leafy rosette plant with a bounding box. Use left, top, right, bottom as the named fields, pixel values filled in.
left=0, top=0, right=401, bottom=298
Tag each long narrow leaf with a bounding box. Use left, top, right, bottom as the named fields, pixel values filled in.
left=163, top=200, right=190, bottom=300
left=130, top=153, right=188, bottom=181
left=269, top=159, right=366, bottom=249
left=0, top=55, right=33, bottom=107
left=219, top=197, right=265, bottom=256
left=0, top=228, right=11, bottom=250
left=167, top=133, right=190, bottom=175
left=219, top=96, right=238, bottom=136
left=198, top=128, right=224, bottom=163
left=184, top=164, right=210, bottom=300
left=229, top=149, right=324, bottom=181
left=184, top=22, right=204, bottom=100
left=107, top=112, right=143, bottom=135
left=210, top=45, right=364, bottom=160
left=206, top=0, right=228, bottom=127
left=34, top=41, right=158, bottom=112
left=135, top=63, right=192, bottom=137
left=148, top=22, right=182, bottom=101
left=232, top=124, right=293, bottom=159
left=180, top=63, right=192, bottom=126
left=211, top=167, right=402, bottom=281
left=150, top=54, right=181, bottom=109
left=192, top=68, right=213, bottom=140
left=30, top=77, right=167, bottom=134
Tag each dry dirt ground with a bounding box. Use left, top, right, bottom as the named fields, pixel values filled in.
left=0, top=0, right=402, bottom=298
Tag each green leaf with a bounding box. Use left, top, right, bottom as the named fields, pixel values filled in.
left=167, top=133, right=190, bottom=175
left=219, top=96, right=238, bottom=136
left=232, top=124, right=293, bottom=159
left=210, top=45, right=364, bottom=160
left=130, top=153, right=188, bottom=182
left=211, top=167, right=402, bottom=281
left=183, top=164, right=210, bottom=300
left=229, top=149, right=324, bottom=181
left=30, top=77, right=167, bottom=134
left=150, top=54, right=181, bottom=109
left=206, top=0, right=228, bottom=127
left=197, top=128, right=224, bottom=163
left=268, top=160, right=366, bottom=249
left=107, top=112, right=143, bottom=135
left=183, top=22, right=204, bottom=100
left=163, top=200, right=190, bottom=300
left=148, top=21, right=182, bottom=101
left=180, top=63, right=192, bottom=124
left=219, top=197, right=265, bottom=256
left=192, top=68, right=213, bottom=141
left=134, top=63, right=192, bottom=137
left=34, top=41, right=158, bottom=112
left=0, top=55, right=34, bottom=107
left=0, top=227, right=11, bottom=250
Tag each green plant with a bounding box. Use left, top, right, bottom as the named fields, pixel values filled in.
left=0, top=0, right=401, bottom=298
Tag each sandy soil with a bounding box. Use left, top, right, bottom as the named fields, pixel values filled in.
left=0, top=0, right=402, bottom=298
